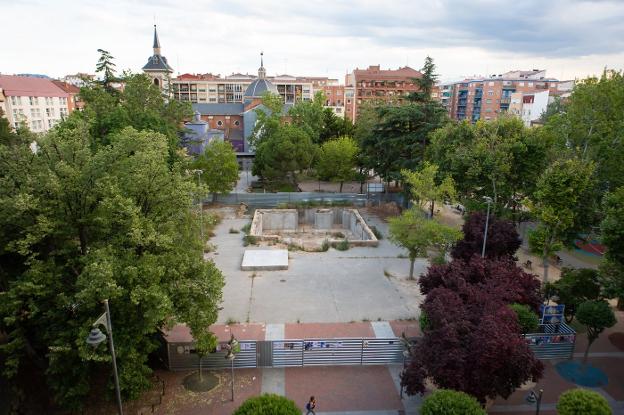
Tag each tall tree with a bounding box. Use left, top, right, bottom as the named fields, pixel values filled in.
left=402, top=162, right=456, bottom=218
left=576, top=300, right=616, bottom=365
left=599, top=186, right=624, bottom=309
left=552, top=268, right=602, bottom=322
left=95, top=49, right=117, bottom=91
left=288, top=91, right=326, bottom=144
left=388, top=209, right=461, bottom=279
left=451, top=211, right=521, bottom=262
left=248, top=92, right=284, bottom=148
left=528, top=158, right=596, bottom=283
left=408, top=55, right=438, bottom=103
left=252, top=124, right=317, bottom=189
left=193, top=140, right=239, bottom=200
left=0, top=123, right=224, bottom=410
left=316, top=136, right=359, bottom=192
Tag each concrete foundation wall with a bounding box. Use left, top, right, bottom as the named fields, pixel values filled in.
left=250, top=208, right=378, bottom=248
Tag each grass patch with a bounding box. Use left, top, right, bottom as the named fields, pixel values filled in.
left=225, top=317, right=239, bottom=325
left=370, top=225, right=383, bottom=240
left=241, top=223, right=251, bottom=234
left=229, top=227, right=240, bottom=234
left=333, top=239, right=350, bottom=251
left=287, top=243, right=300, bottom=251
left=243, top=235, right=257, bottom=246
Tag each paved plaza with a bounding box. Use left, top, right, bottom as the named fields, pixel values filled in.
left=207, top=209, right=426, bottom=324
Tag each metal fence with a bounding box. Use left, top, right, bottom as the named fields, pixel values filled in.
left=166, top=341, right=257, bottom=370
left=524, top=323, right=576, bottom=360
left=211, top=192, right=405, bottom=208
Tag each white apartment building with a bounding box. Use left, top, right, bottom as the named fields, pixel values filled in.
left=509, top=90, right=550, bottom=126
left=0, top=75, right=70, bottom=133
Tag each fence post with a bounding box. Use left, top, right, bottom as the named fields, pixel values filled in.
left=360, top=339, right=364, bottom=365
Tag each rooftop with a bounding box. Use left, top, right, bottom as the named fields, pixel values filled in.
left=0, top=75, right=69, bottom=97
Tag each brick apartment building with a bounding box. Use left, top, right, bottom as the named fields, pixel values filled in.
left=344, top=65, right=422, bottom=120
left=436, top=70, right=574, bottom=123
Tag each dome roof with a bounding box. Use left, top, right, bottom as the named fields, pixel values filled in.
left=244, top=78, right=278, bottom=98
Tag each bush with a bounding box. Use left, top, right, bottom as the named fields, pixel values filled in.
left=229, top=227, right=240, bottom=234
left=333, top=239, right=349, bottom=251
left=509, top=303, right=540, bottom=333
left=243, top=235, right=257, bottom=246
left=233, top=393, right=300, bottom=415
left=419, top=312, right=431, bottom=332
left=557, top=389, right=611, bottom=415
left=320, top=239, right=330, bottom=252
left=241, top=223, right=251, bottom=234
left=421, top=389, right=485, bottom=415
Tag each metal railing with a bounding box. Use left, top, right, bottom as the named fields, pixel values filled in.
left=211, top=192, right=405, bottom=208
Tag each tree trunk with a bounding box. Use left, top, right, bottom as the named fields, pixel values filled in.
left=430, top=200, right=435, bottom=218
left=617, top=297, right=624, bottom=311
left=409, top=258, right=415, bottom=280
left=339, top=181, right=344, bottom=193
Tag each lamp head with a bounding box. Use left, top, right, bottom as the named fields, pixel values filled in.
left=525, top=390, right=537, bottom=404
left=86, top=327, right=107, bottom=348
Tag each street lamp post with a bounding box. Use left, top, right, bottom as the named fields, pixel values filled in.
left=224, top=334, right=239, bottom=402
left=481, top=196, right=493, bottom=258
left=526, top=388, right=543, bottom=415
left=86, top=299, right=123, bottom=415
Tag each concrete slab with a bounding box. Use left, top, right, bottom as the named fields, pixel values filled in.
left=265, top=323, right=285, bottom=340
left=371, top=321, right=395, bottom=338
left=241, top=249, right=288, bottom=271
left=261, top=368, right=285, bottom=396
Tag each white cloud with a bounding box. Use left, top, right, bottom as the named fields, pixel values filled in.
left=0, top=0, right=621, bottom=82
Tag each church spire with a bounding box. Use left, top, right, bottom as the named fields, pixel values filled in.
left=258, top=51, right=266, bottom=79
left=153, top=25, right=161, bottom=55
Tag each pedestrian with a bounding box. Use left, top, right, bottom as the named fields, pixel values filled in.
left=305, top=396, right=316, bottom=414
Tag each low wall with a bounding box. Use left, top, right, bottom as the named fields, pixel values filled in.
left=250, top=208, right=378, bottom=248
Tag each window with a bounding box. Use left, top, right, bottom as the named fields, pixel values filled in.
left=60, top=108, right=68, bottom=117
left=217, top=120, right=223, bottom=126
left=486, top=99, right=492, bottom=104
left=48, top=119, right=54, bottom=128
left=59, top=97, right=67, bottom=105
left=528, top=82, right=534, bottom=87
left=518, top=82, right=524, bottom=87
left=487, top=90, right=494, bottom=96
left=46, top=108, right=55, bottom=117
left=234, top=120, right=240, bottom=126
left=11, top=96, right=22, bottom=106
left=209, top=98, right=217, bottom=102
left=30, top=108, right=41, bottom=118
left=486, top=108, right=492, bottom=113
left=489, top=82, right=494, bottom=86
left=29, top=96, right=38, bottom=105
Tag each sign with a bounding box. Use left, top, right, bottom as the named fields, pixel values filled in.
left=367, top=183, right=385, bottom=193
left=540, top=304, right=565, bottom=325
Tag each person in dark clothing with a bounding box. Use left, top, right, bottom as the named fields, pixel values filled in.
left=305, top=396, right=316, bottom=414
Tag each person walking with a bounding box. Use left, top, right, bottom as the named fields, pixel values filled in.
left=305, top=396, right=316, bottom=414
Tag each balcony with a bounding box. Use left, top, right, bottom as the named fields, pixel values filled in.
left=500, top=97, right=511, bottom=104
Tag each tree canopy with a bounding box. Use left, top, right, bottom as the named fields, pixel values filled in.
left=599, top=186, right=624, bottom=308
left=388, top=209, right=461, bottom=279
left=576, top=300, right=617, bottom=364
left=402, top=162, right=455, bottom=218
left=420, top=389, right=485, bottom=415
left=451, top=211, right=521, bottom=262
left=0, top=56, right=222, bottom=411
left=551, top=268, right=602, bottom=322
left=316, top=136, right=359, bottom=192
left=192, top=140, right=239, bottom=198
left=557, top=389, right=612, bottom=415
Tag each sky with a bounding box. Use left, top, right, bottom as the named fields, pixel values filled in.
left=1, top=0, right=623, bottom=83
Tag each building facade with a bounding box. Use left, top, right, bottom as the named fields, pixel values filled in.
left=344, top=65, right=422, bottom=120
left=0, top=75, right=72, bottom=132
left=437, top=70, right=574, bottom=123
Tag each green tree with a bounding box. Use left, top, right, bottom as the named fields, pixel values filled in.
left=553, top=268, right=602, bottom=322
left=95, top=48, right=117, bottom=91
left=599, top=186, right=624, bottom=309
left=576, top=300, right=617, bottom=365
left=252, top=124, right=317, bottom=189
left=289, top=90, right=326, bottom=144
left=316, top=136, right=359, bottom=192
left=193, top=140, right=239, bottom=200
left=0, top=122, right=224, bottom=410
left=359, top=57, right=448, bottom=185
left=428, top=116, right=553, bottom=219
left=320, top=107, right=354, bottom=142
left=234, top=394, right=300, bottom=415
left=389, top=209, right=462, bottom=279
left=528, top=158, right=595, bottom=283
left=409, top=55, right=438, bottom=103
left=402, top=162, right=455, bottom=218
left=557, top=389, right=612, bottom=415
left=509, top=303, right=539, bottom=333
left=249, top=91, right=284, bottom=148
left=544, top=70, right=624, bottom=194
left=421, top=389, right=486, bottom=415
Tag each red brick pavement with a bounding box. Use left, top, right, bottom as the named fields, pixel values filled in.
left=285, top=366, right=404, bottom=412
left=389, top=320, right=421, bottom=338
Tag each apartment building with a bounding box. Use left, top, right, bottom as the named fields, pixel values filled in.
left=439, top=70, right=573, bottom=123
left=344, top=65, right=422, bottom=120
left=172, top=72, right=319, bottom=105
left=320, top=85, right=346, bottom=117
left=0, top=75, right=72, bottom=132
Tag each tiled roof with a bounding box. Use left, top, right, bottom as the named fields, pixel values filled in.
left=192, top=103, right=244, bottom=115
left=244, top=78, right=278, bottom=98
left=142, top=54, right=173, bottom=72
left=0, top=75, right=69, bottom=97
left=52, top=80, right=80, bottom=94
